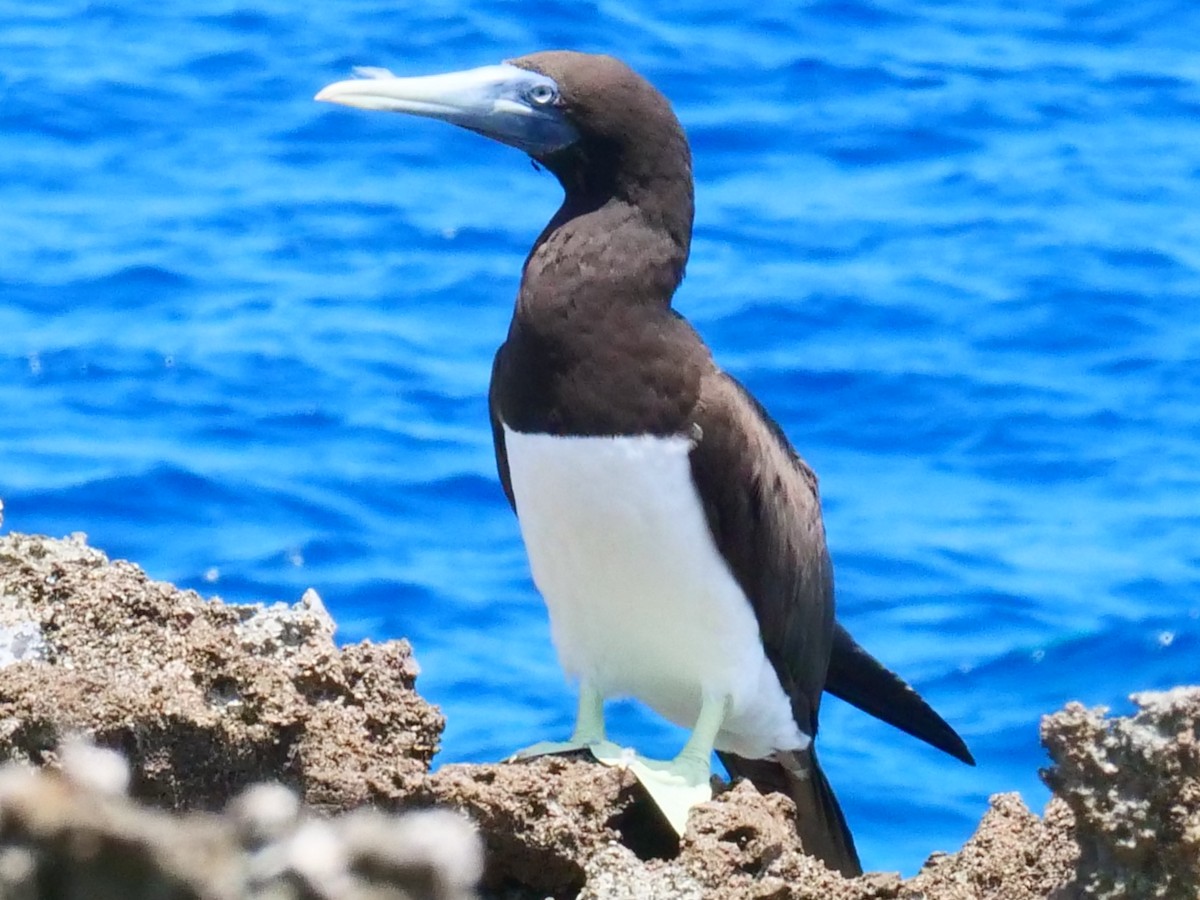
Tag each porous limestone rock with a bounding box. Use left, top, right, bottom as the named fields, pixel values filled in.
left=2, top=528, right=1198, bottom=900
left=0, top=531, right=443, bottom=812
left=1041, top=688, right=1200, bottom=899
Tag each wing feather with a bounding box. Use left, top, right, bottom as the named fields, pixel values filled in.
left=688, top=370, right=835, bottom=734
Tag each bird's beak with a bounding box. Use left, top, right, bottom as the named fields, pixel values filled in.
left=315, top=62, right=579, bottom=156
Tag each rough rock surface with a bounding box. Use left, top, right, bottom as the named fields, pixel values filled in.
left=0, top=531, right=443, bottom=812
left=1041, top=688, right=1200, bottom=899
left=421, top=760, right=1077, bottom=900
left=0, top=527, right=1197, bottom=899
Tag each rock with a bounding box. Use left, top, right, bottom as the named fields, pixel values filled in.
left=0, top=531, right=443, bottom=812
left=417, top=755, right=638, bottom=896
left=417, top=754, right=1076, bottom=899
left=904, top=793, right=1077, bottom=900
left=0, top=620, right=48, bottom=668
left=0, top=529, right=1197, bottom=899
left=1041, top=688, right=1200, bottom=899
left=0, top=740, right=482, bottom=900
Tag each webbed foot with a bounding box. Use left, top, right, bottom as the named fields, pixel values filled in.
left=507, top=738, right=626, bottom=762
left=620, top=751, right=714, bottom=835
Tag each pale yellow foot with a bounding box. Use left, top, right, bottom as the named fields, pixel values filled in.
left=507, top=738, right=625, bottom=762
left=595, top=692, right=729, bottom=835
left=593, top=749, right=714, bottom=835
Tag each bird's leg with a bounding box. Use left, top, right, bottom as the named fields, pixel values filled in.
left=508, top=680, right=624, bottom=761
left=608, top=693, right=730, bottom=835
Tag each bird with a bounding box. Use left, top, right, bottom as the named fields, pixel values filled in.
left=316, top=50, right=973, bottom=878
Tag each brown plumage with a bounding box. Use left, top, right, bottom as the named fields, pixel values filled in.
left=318, top=50, right=973, bottom=879
left=493, top=50, right=863, bottom=873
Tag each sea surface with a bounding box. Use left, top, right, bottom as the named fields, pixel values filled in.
left=2, top=0, right=1199, bottom=876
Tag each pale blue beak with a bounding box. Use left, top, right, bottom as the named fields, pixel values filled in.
left=315, top=62, right=579, bottom=156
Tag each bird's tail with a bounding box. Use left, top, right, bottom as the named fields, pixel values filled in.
left=827, top=623, right=975, bottom=765
left=718, top=747, right=861, bottom=878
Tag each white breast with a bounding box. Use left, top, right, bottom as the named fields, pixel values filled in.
left=503, top=425, right=807, bottom=759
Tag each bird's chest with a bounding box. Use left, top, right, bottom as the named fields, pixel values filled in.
left=501, top=425, right=762, bottom=714
left=494, top=311, right=700, bottom=436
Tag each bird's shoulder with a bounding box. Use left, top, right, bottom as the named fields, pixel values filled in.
left=689, top=368, right=822, bottom=514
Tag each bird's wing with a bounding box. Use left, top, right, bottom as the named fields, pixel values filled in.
left=694, top=371, right=973, bottom=765
left=690, top=371, right=858, bottom=874
left=488, top=342, right=517, bottom=512
left=688, top=369, right=835, bottom=733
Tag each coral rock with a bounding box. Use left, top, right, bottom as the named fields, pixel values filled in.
left=1041, top=688, right=1200, bottom=899
left=0, top=531, right=442, bottom=812
left=2, top=529, right=1199, bottom=900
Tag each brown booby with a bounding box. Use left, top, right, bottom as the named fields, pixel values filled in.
left=316, top=51, right=973, bottom=878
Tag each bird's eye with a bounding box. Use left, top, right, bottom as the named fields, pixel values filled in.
left=527, top=83, right=557, bottom=106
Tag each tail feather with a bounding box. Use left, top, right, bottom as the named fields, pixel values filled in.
left=827, top=623, right=975, bottom=766
left=718, top=748, right=861, bottom=878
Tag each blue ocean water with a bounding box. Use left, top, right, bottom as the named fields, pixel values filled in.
left=3, top=0, right=1199, bottom=876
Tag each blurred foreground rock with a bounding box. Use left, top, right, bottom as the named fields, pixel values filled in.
left=0, top=529, right=1197, bottom=899
left=0, top=740, right=482, bottom=900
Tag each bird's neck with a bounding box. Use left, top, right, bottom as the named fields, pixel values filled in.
left=498, top=188, right=701, bottom=436
left=520, top=129, right=695, bottom=316
left=519, top=186, right=692, bottom=320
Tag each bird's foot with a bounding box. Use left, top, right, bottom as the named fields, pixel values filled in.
left=506, top=738, right=625, bottom=762
left=603, top=750, right=714, bottom=835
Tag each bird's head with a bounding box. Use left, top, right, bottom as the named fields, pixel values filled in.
left=316, top=50, right=692, bottom=210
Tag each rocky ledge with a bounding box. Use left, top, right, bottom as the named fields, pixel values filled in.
left=0, top=530, right=1196, bottom=899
